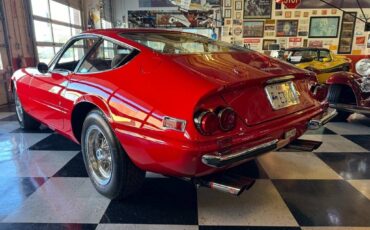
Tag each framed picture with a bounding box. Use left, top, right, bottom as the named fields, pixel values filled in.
left=224, top=9, right=231, bottom=18
left=338, top=12, right=357, bottom=54
left=276, top=20, right=298, bottom=37
left=243, top=21, right=264, bottom=37
left=285, top=12, right=292, bottom=18
left=309, top=17, right=340, bottom=38
left=263, top=39, right=277, bottom=50
left=224, top=0, right=231, bottom=7
left=236, top=12, right=242, bottom=19
left=244, top=0, right=272, bottom=19
left=235, top=1, right=242, bottom=10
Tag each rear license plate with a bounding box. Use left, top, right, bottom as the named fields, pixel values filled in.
left=265, top=81, right=300, bottom=110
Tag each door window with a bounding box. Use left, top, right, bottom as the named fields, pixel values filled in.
left=53, top=38, right=99, bottom=72
left=78, top=40, right=133, bottom=74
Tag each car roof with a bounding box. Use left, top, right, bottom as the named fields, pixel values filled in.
left=285, top=47, right=330, bottom=52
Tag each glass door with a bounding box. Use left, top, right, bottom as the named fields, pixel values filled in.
left=0, top=3, right=11, bottom=105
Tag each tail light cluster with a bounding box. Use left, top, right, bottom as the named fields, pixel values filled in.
left=194, top=107, right=237, bottom=135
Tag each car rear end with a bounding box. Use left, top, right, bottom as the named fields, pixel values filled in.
left=116, top=30, right=336, bottom=185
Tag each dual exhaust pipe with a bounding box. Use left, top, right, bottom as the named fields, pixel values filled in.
left=192, top=139, right=322, bottom=196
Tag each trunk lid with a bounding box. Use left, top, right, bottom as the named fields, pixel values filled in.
left=170, top=51, right=318, bottom=126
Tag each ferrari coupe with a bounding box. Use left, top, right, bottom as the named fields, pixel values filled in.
left=11, top=29, right=336, bottom=199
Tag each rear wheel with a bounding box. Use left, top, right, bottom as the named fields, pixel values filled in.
left=327, top=84, right=352, bottom=122
left=81, top=109, right=145, bottom=200
left=14, top=89, right=41, bottom=130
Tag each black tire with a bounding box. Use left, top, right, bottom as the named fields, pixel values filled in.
left=81, top=109, right=145, bottom=200
left=327, top=85, right=351, bottom=122
left=13, top=89, right=41, bottom=130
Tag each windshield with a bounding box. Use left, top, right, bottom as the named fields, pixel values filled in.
left=285, top=50, right=319, bottom=64
left=121, top=32, right=249, bottom=54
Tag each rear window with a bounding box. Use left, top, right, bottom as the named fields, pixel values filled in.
left=286, top=50, right=318, bottom=64
left=120, top=32, right=249, bottom=54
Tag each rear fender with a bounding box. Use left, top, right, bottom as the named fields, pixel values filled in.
left=74, top=95, right=113, bottom=124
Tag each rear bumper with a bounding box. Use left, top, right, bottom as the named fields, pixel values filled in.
left=202, top=139, right=278, bottom=168
left=307, top=108, right=337, bottom=130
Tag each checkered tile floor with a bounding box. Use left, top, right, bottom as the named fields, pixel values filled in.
left=1, top=104, right=370, bottom=230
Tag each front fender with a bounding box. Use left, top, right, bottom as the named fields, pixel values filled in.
left=326, top=71, right=358, bottom=87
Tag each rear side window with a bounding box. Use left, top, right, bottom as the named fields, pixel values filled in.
left=77, top=39, right=134, bottom=73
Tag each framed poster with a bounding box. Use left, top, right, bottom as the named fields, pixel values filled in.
left=224, top=9, right=231, bottom=18
left=235, top=1, right=242, bottom=10
left=243, top=21, right=264, bottom=37
left=243, top=0, right=272, bottom=19
left=338, top=12, right=357, bottom=54
left=276, top=20, right=298, bottom=37
left=309, top=17, right=340, bottom=38
left=263, top=39, right=277, bottom=50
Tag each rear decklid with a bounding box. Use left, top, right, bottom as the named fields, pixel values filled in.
left=170, top=51, right=318, bottom=126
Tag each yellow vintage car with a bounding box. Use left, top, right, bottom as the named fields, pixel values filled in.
left=284, top=48, right=352, bottom=84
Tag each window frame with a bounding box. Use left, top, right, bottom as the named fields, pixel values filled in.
left=74, top=36, right=140, bottom=75
left=30, top=0, right=83, bottom=64
left=48, top=34, right=101, bottom=73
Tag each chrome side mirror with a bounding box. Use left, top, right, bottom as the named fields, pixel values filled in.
left=37, top=63, right=49, bottom=74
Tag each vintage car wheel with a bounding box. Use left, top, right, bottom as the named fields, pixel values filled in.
left=13, top=89, right=41, bottom=130
left=327, top=85, right=351, bottom=122
left=81, top=109, right=145, bottom=200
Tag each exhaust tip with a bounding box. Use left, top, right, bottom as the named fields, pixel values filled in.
left=198, top=173, right=256, bottom=196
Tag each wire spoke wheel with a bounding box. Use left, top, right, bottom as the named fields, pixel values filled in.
left=85, top=125, right=113, bottom=186
left=14, top=92, right=23, bottom=123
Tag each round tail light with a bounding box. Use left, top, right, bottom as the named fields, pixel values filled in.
left=195, top=111, right=219, bottom=135
left=218, top=107, right=236, bottom=131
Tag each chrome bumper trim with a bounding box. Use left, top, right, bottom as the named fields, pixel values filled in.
left=308, top=108, right=338, bottom=130
left=202, top=139, right=279, bottom=168
left=330, top=103, right=370, bottom=115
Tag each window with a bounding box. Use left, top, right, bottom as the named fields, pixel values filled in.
left=54, top=38, right=99, bottom=72
left=121, top=32, right=248, bottom=54
left=78, top=40, right=133, bottom=74
left=319, top=50, right=332, bottom=61
left=31, top=0, right=83, bottom=64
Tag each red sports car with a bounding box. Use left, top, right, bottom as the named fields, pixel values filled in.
left=11, top=29, right=336, bottom=199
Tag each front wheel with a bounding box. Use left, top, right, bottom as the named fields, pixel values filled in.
left=14, top=89, right=41, bottom=130
left=81, top=109, right=145, bottom=200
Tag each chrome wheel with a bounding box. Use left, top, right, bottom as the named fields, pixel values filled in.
left=85, top=125, right=113, bottom=186
left=14, top=92, right=23, bottom=123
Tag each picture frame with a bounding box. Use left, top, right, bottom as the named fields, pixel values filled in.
left=263, top=39, right=277, bottom=50
left=243, top=20, right=264, bottom=37
left=243, top=0, right=272, bottom=19
left=224, top=9, right=231, bottom=18
left=224, top=0, right=231, bottom=7
left=276, top=20, right=298, bottom=37
left=309, top=16, right=340, bottom=38
left=338, top=12, right=357, bottom=54
left=236, top=12, right=242, bottom=19
left=235, top=1, right=242, bottom=10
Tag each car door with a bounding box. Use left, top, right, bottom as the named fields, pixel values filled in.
left=28, top=36, right=99, bottom=131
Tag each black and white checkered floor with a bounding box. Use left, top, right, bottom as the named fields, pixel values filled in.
left=1, top=104, right=370, bottom=230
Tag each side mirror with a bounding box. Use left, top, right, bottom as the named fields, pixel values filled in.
left=322, top=57, right=331, bottom=62
left=37, top=63, right=49, bottom=74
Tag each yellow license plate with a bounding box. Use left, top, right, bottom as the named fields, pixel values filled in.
left=265, top=81, right=300, bottom=110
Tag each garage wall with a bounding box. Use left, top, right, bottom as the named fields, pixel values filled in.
left=221, top=1, right=370, bottom=55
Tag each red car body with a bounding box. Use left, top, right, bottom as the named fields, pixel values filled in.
left=11, top=29, right=333, bottom=178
